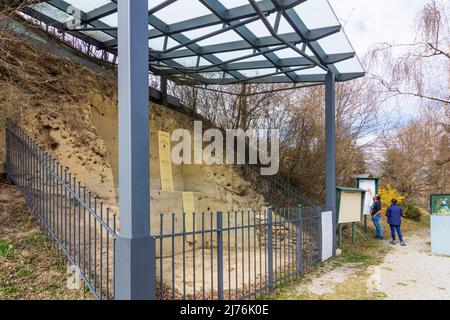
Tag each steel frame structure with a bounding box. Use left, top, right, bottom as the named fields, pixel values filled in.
left=21, top=0, right=364, bottom=85
left=18, top=0, right=363, bottom=300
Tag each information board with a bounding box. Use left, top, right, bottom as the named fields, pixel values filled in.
left=358, top=179, right=376, bottom=216
left=338, top=191, right=363, bottom=224
left=431, top=195, right=450, bottom=216
left=158, top=131, right=174, bottom=191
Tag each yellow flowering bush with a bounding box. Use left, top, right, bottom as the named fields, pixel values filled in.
left=378, top=184, right=405, bottom=212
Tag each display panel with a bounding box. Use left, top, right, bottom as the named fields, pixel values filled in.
left=431, top=194, right=450, bottom=216
left=358, top=179, right=376, bottom=216
left=338, top=191, right=363, bottom=224
left=158, top=131, right=174, bottom=191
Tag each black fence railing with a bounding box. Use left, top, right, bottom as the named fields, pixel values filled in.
left=153, top=206, right=323, bottom=300
left=240, top=165, right=319, bottom=208
left=5, top=120, right=117, bottom=300
left=5, top=120, right=325, bottom=301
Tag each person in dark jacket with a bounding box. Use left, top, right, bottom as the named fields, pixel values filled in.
left=386, top=199, right=406, bottom=246
left=370, top=195, right=383, bottom=239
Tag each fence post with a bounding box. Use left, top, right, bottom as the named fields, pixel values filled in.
left=296, top=206, right=303, bottom=275
left=317, top=206, right=323, bottom=263
left=217, top=211, right=224, bottom=300
left=5, top=121, right=12, bottom=183
left=267, top=206, right=274, bottom=292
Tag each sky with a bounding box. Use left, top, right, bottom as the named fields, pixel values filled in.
left=329, top=0, right=435, bottom=124
left=329, top=0, right=430, bottom=58
left=327, top=0, right=437, bottom=158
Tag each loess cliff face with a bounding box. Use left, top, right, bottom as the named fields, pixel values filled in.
left=0, top=25, right=265, bottom=216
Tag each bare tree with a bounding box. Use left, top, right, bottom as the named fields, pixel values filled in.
left=380, top=106, right=449, bottom=208
left=368, top=0, right=450, bottom=105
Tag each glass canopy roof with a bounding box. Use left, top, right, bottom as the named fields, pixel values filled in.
left=21, top=0, right=365, bottom=85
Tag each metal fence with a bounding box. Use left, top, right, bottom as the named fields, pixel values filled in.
left=5, top=120, right=117, bottom=300
left=239, top=165, right=319, bottom=208
left=5, top=120, right=324, bottom=300
left=154, top=206, right=323, bottom=300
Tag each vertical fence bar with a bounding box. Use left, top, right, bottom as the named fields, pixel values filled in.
left=317, top=206, right=323, bottom=264
left=5, top=123, right=116, bottom=300
left=217, top=211, right=223, bottom=300
left=192, top=212, right=196, bottom=300
left=5, top=121, right=11, bottom=183
left=267, top=207, right=274, bottom=292
left=182, top=212, right=186, bottom=300
left=210, top=211, right=214, bottom=299
left=227, top=211, right=231, bottom=300
left=296, top=206, right=303, bottom=275
left=201, top=212, right=205, bottom=300
left=171, top=213, right=175, bottom=300
left=159, top=213, right=163, bottom=299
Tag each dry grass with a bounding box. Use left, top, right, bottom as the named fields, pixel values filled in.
left=0, top=178, right=90, bottom=300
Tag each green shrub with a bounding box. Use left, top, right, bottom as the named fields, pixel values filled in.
left=401, top=202, right=422, bottom=221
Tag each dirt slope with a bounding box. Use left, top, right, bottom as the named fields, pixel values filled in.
left=0, top=23, right=265, bottom=215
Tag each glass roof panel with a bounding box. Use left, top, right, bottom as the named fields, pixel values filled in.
left=220, top=0, right=250, bottom=10
left=80, top=30, right=114, bottom=43
left=64, top=0, right=110, bottom=13
left=153, top=0, right=211, bottom=25
left=294, top=0, right=340, bottom=29
left=214, top=50, right=258, bottom=63
left=317, top=30, right=353, bottom=55
left=295, top=66, right=327, bottom=76
left=21, top=0, right=365, bottom=84
left=30, top=3, right=72, bottom=24
left=100, top=13, right=117, bottom=28
left=275, top=48, right=303, bottom=59
left=196, top=30, right=243, bottom=47
left=238, top=68, right=277, bottom=78
left=333, top=57, right=365, bottom=74
left=245, top=19, right=273, bottom=38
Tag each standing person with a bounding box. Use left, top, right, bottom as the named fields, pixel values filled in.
left=387, top=199, right=406, bottom=246
left=371, top=195, right=384, bottom=240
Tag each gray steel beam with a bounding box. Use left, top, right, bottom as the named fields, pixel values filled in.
left=46, top=0, right=118, bottom=38
left=150, top=25, right=340, bottom=60
left=20, top=0, right=365, bottom=84
left=84, top=2, right=117, bottom=24
left=148, top=14, right=245, bottom=81
left=148, top=0, right=305, bottom=38
left=325, top=71, right=337, bottom=257
left=159, top=56, right=315, bottom=74
left=115, top=0, right=155, bottom=300
left=200, top=0, right=298, bottom=81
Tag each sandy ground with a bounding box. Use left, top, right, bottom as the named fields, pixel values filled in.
left=303, top=264, right=361, bottom=296
left=371, top=230, right=450, bottom=300
left=291, top=229, right=450, bottom=300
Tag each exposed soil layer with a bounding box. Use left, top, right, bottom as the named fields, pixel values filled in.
left=0, top=24, right=265, bottom=216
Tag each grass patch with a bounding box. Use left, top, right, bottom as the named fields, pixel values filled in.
left=1, top=283, right=19, bottom=295
left=0, top=237, right=14, bottom=257
left=24, top=231, right=48, bottom=250
left=15, top=266, right=33, bottom=279
left=0, top=182, right=89, bottom=300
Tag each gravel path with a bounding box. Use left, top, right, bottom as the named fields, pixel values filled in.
left=371, top=230, right=450, bottom=300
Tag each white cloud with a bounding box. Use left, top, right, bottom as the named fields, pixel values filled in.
left=329, top=0, right=430, bottom=56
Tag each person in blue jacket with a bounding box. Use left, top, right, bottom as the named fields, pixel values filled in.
left=386, top=199, right=406, bottom=246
